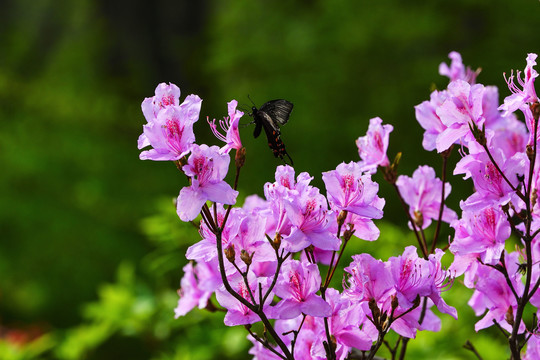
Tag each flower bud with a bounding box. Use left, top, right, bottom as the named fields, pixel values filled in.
left=527, top=145, right=535, bottom=162
left=235, top=147, right=246, bottom=168
left=368, top=298, right=380, bottom=322
left=240, top=249, right=254, bottom=266
left=469, top=121, right=486, bottom=146
left=531, top=101, right=540, bottom=122
left=272, top=233, right=282, bottom=251
left=391, top=295, right=399, bottom=310
left=413, top=210, right=424, bottom=228
left=343, top=225, right=355, bottom=242
left=225, top=245, right=235, bottom=264
left=337, top=210, right=348, bottom=227
left=505, top=306, right=514, bottom=326
left=383, top=153, right=401, bottom=184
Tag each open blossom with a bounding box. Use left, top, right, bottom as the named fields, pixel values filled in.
left=264, top=165, right=314, bottom=237
left=499, top=53, right=539, bottom=145
left=272, top=259, right=331, bottom=319
left=415, top=90, right=449, bottom=152
left=174, top=261, right=221, bottom=318
left=282, top=186, right=340, bottom=252
left=141, top=82, right=181, bottom=124
left=467, top=252, right=525, bottom=333
left=208, top=99, right=244, bottom=153
left=139, top=92, right=202, bottom=161
left=499, top=53, right=538, bottom=116
left=435, top=79, right=486, bottom=152
left=215, top=271, right=272, bottom=326
left=310, top=288, right=373, bottom=359
left=454, top=142, right=527, bottom=211
left=439, top=51, right=478, bottom=84
left=177, top=144, right=238, bottom=221
left=322, top=161, right=384, bottom=219
left=450, top=205, right=511, bottom=266
left=396, top=165, right=457, bottom=229
left=356, top=117, right=393, bottom=173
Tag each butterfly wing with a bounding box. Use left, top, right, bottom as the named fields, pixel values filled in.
left=258, top=100, right=293, bottom=125
left=253, top=118, right=263, bottom=138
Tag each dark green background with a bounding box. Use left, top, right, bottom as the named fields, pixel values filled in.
left=1, top=0, right=539, bottom=358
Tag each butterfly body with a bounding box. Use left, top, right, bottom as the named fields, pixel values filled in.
left=249, top=99, right=294, bottom=165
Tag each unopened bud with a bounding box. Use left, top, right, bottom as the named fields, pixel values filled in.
left=469, top=122, right=487, bottom=146
left=383, top=152, right=401, bottom=184
left=391, top=295, right=399, bottom=310
left=527, top=145, right=535, bottom=161
left=413, top=210, right=423, bottom=228
left=505, top=306, right=514, bottom=326
left=235, top=147, right=246, bottom=168
left=272, top=233, right=282, bottom=251
left=531, top=101, right=540, bottom=122
left=343, top=225, right=355, bottom=242
left=368, top=298, right=380, bottom=322
left=337, top=210, right=348, bottom=227
left=224, top=245, right=235, bottom=264
left=392, top=152, right=402, bottom=169
left=240, top=249, right=254, bottom=266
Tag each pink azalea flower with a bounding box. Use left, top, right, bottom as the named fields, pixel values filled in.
left=282, top=186, right=340, bottom=252
left=338, top=211, right=382, bottom=241
left=389, top=247, right=456, bottom=319
left=176, top=144, right=238, bottom=221
left=388, top=246, right=432, bottom=308
left=186, top=204, right=237, bottom=263
left=439, top=51, right=478, bottom=84
left=343, top=253, right=394, bottom=307
left=467, top=252, right=525, bottom=333
left=312, top=288, right=373, bottom=358
left=139, top=94, right=202, bottom=161
left=215, top=271, right=272, bottom=326
left=435, top=79, right=486, bottom=152
left=264, top=165, right=314, bottom=237
left=499, top=53, right=538, bottom=116
left=415, top=90, right=449, bottom=152
left=272, top=259, right=331, bottom=319
left=425, top=249, right=457, bottom=319
left=499, top=53, right=539, bottom=145
left=208, top=99, right=244, bottom=153
left=174, top=261, right=220, bottom=317
left=356, top=117, right=393, bottom=173
left=454, top=142, right=527, bottom=211
left=450, top=206, right=511, bottom=266
left=322, top=162, right=385, bottom=219
left=396, top=165, right=457, bottom=229
left=488, top=113, right=528, bottom=159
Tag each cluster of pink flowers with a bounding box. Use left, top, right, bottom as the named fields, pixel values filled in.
left=139, top=51, right=540, bottom=359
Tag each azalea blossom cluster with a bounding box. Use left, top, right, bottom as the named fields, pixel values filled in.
left=138, top=51, right=540, bottom=359
left=416, top=51, right=540, bottom=359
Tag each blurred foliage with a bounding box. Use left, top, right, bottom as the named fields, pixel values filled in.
left=1, top=0, right=539, bottom=358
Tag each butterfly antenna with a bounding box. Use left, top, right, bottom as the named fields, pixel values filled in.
left=247, top=94, right=256, bottom=108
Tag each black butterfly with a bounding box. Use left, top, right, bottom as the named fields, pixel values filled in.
left=249, top=99, right=294, bottom=165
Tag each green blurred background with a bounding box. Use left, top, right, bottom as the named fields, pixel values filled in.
left=1, top=0, right=539, bottom=358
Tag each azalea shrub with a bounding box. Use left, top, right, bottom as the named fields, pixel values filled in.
left=138, top=52, right=540, bottom=359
